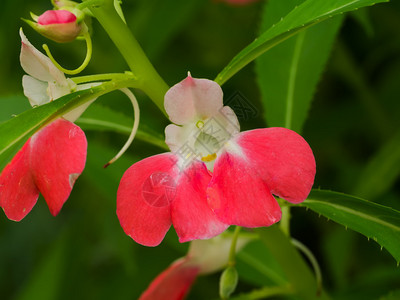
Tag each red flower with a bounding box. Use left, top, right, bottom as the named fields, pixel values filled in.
left=0, top=120, right=87, bottom=221
left=0, top=30, right=91, bottom=221
left=117, top=75, right=316, bottom=246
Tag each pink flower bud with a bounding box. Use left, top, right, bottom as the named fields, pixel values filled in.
left=38, top=10, right=77, bottom=25
left=24, top=10, right=82, bottom=43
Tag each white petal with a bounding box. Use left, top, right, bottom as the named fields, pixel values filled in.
left=47, top=82, right=72, bottom=101
left=63, top=82, right=102, bottom=122
left=22, top=75, right=50, bottom=107
left=187, top=235, right=251, bottom=275
left=217, top=106, right=240, bottom=137
left=165, top=123, right=198, bottom=153
left=63, top=99, right=96, bottom=122
left=19, top=28, right=67, bottom=85
left=164, top=75, right=224, bottom=125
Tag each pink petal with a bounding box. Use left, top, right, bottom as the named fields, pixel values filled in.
left=117, top=153, right=179, bottom=247
left=37, top=10, right=76, bottom=25
left=171, top=161, right=229, bottom=243
left=207, top=148, right=282, bottom=227
left=30, top=119, right=87, bottom=216
left=236, top=128, right=316, bottom=203
left=164, top=75, right=223, bottom=125
left=139, top=258, right=200, bottom=300
left=0, top=142, right=39, bottom=221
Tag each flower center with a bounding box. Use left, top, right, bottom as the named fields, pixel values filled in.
left=194, top=131, right=220, bottom=163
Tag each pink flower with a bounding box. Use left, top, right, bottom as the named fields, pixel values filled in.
left=117, top=75, right=316, bottom=246
left=0, top=120, right=87, bottom=221
left=139, top=235, right=250, bottom=300
left=24, top=9, right=83, bottom=43
left=0, top=30, right=91, bottom=221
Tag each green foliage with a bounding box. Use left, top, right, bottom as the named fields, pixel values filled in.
left=0, top=0, right=399, bottom=299
left=256, top=226, right=329, bottom=300
left=216, top=0, right=389, bottom=85
left=15, top=231, right=68, bottom=300
left=353, top=130, right=400, bottom=199
left=301, top=190, right=400, bottom=262
left=76, top=103, right=168, bottom=150
left=256, top=0, right=343, bottom=132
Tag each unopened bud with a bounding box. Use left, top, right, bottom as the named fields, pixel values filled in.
left=23, top=10, right=83, bottom=43
left=219, top=266, right=239, bottom=299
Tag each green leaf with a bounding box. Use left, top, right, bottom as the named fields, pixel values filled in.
left=0, top=79, right=134, bottom=172
left=15, top=230, right=68, bottom=300
left=0, top=94, right=30, bottom=123
left=353, top=130, right=400, bottom=199
left=131, top=0, right=204, bottom=59
left=350, top=8, right=374, bottom=37
left=300, top=190, right=400, bottom=262
left=237, top=241, right=287, bottom=287
left=256, top=0, right=343, bottom=132
left=380, top=289, right=400, bottom=300
left=256, top=226, right=329, bottom=300
left=76, top=104, right=168, bottom=150
left=215, top=0, right=389, bottom=85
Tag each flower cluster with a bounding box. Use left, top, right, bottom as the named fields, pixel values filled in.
left=1, top=6, right=315, bottom=251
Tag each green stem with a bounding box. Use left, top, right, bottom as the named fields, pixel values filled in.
left=256, top=225, right=330, bottom=300
left=88, top=0, right=169, bottom=114
left=291, top=238, right=323, bottom=297
left=280, top=206, right=291, bottom=236
left=228, top=226, right=242, bottom=267
left=43, top=29, right=93, bottom=75
left=76, top=0, right=104, bottom=10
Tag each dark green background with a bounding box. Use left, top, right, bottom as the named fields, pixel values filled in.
left=0, top=0, right=399, bottom=299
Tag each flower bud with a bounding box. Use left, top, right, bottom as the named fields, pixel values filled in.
left=219, top=266, right=239, bottom=299
left=23, top=10, right=83, bottom=43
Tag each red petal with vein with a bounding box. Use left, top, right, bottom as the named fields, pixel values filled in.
left=0, top=142, right=39, bottom=221
left=171, top=162, right=229, bottom=243
left=139, top=259, right=200, bottom=300
left=30, top=119, right=87, bottom=216
left=236, top=128, right=316, bottom=203
left=117, top=153, right=179, bottom=247
left=207, top=150, right=282, bottom=227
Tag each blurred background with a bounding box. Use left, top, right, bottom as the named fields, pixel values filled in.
left=0, top=0, right=399, bottom=299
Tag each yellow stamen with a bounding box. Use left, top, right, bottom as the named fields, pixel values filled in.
left=201, top=153, right=217, bottom=162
